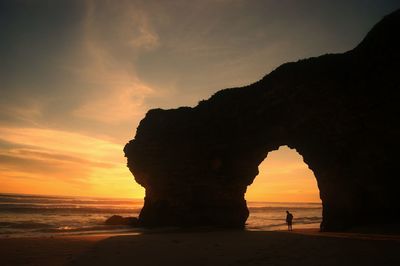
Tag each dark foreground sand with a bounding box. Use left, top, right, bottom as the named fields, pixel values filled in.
left=1, top=229, right=399, bottom=266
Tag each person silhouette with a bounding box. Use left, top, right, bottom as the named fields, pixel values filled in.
left=286, top=210, right=293, bottom=231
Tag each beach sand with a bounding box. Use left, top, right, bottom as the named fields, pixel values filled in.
left=1, top=229, right=399, bottom=266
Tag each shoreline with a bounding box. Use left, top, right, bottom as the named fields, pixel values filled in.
left=1, top=228, right=399, bottom=266
left=2, top=226, right=399, bottom=240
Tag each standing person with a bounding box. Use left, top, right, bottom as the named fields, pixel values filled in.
left=286, top=210, right=293, bottom=231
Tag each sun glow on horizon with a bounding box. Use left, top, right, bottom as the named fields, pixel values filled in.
left=0, top=126, right=145, bottom=199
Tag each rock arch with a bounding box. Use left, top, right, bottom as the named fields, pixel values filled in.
left=245, top=145, right=320, bottom=203
left=124, top=10, right=400, bottom=231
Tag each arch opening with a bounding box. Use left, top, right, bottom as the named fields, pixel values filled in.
left=245, top=145, right=322, bottom=231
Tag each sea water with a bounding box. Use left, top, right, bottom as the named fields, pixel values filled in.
left=246, top=201, right=322, bottom=231
left=0, top=193, right=322, bottom=238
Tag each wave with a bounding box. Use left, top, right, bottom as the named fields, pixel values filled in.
left=261, top=219, right=321, bottom=228
left=0, top=206, right=140, bottom=214
left=0, top=193, right=323, bottom=237
left=39, top=224, right=135, bottom=233
left=0, top=194, right=143, bottom=206
left=247, top=215, right=322, bottom=230
left=249, top=206, right=321, bottom=212
left=0, top=221, right=139, bottom=238
left=0, top=221, right=54, bottom=229
left=295, top=216, right=321, bottom=221
left=0, top=193, right=143, bottom=214
left=0, top=202, right=139, bottom=209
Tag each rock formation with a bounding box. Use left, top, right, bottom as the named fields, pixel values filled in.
left=124, top=10, right=400, bottom=231
left=105, top=215, right=139, bottom=226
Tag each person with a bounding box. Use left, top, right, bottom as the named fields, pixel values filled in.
left=286, top=210, right=293, bottom=231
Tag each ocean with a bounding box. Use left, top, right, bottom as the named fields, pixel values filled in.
left=0, top=193, right=322, bottom=238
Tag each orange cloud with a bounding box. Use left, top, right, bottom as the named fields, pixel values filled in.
left=0, top=126, right=144, bottom=198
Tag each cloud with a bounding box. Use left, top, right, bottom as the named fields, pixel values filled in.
left=0, top=102, right=42, bottom=127
left=0, top=126, right=143, bottom=197
left=0, top=154, right=90, bottom=184
left=0, top=127, right=120, bottom=160
left=72, top=74, right=154, bottom=124
left=0, top=1, right=157, bottom=197
left=4, top=148, right=113, bottom=168
left=71, top=0, right=159, bottom=125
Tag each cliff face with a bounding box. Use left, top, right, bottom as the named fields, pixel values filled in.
left=124, top=10, right=400, bottom=231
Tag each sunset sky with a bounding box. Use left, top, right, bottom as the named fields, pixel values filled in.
left=0, top=1, right=398, bottom=201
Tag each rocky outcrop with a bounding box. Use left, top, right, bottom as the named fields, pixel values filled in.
left=105, top=215, right=139, bottom=226
left=124, top=10, right=400, bottom=231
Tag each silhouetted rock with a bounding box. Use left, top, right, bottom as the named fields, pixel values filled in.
left=105, top=215, right=139, bottom=226
left=124, top=10, right=400, bottom=231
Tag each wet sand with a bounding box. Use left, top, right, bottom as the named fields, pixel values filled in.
left=1, top=229, right=399, bottom=266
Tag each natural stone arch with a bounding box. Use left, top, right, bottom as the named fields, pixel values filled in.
left=248, top=144, right=330, bottom=230
left=245, top=145, right=321, bottom=204
left=124, top=10, right=400, bottom=231
left=245, top=146, right=322, bottom=230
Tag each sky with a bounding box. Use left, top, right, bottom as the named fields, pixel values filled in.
left=0, top=0, right=399, bottom=201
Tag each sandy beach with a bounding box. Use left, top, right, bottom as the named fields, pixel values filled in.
left=1, top=229, right=399, bottom=266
